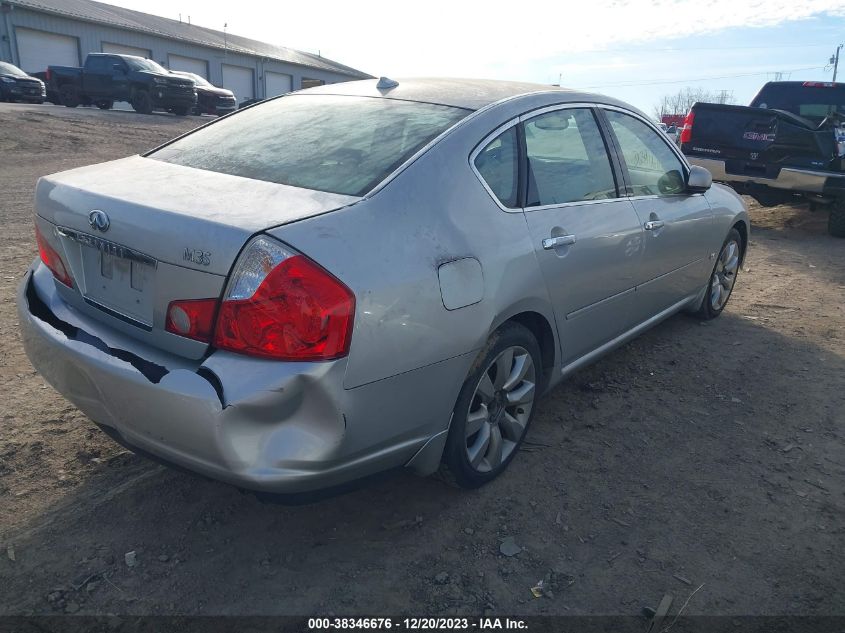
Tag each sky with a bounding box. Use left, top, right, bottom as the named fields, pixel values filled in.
left=106, top=0, right=845, bottom=116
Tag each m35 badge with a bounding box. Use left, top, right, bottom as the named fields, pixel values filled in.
left=183, top=248, right=211, bottom=266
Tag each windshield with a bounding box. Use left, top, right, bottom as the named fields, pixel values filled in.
left=125, top=57, right=168, bottom=74
left=751, top=83, right=845, bottom=121
left=0, top=62, right=27, bottom=77
left=150, top=95, right=471, bottom=196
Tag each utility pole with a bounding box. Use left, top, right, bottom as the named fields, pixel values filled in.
left=831, top=44, right=842, bottom=82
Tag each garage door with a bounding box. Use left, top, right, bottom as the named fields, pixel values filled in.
left=265, top=71, right=292, bottom=97
left=15, top=28, right=79, bottom=74
left=168, top=54, right=208, bottom=79
left=222, top=64, right=254, bottom=104
left=102, top=42, right=151, bottom=58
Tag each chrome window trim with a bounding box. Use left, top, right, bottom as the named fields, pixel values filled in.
left=523, top=197, right=626, bottom=213
left=597, top=104, right=692, bottom=175
left=468, top=118, right=522, bottom=212
left=517, top=101, right=598, bottom=124
left=519, top=103, right=623, bottom=213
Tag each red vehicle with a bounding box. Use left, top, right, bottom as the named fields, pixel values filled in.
left=661, top=114, right=686, bottom=127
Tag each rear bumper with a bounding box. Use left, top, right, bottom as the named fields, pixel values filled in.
left=18, top=263, right=461, bottom=493
left=688, top=156, right=840, bottom=195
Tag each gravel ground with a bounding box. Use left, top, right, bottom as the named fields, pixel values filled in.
left=0, top=102, right=843, bottom=617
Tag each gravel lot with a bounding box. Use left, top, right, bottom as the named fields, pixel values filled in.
left=0, top=102, right=843, bottom=617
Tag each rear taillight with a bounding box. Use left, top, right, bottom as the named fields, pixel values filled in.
left=212, top=236, right=355, bottom=361
left=35, top=224, right=73, bottom=288
left=166, top=298, right=217, bottom=342
left=679, top=109, right=695, bottom=145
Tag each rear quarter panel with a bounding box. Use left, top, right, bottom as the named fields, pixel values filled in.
left=267, top=107, right=559, bottom=391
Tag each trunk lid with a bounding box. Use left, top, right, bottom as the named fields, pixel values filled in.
left=35, top=155, right=358, bottom=358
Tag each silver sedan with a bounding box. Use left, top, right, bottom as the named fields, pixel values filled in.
left=18, top=78, right=748, bottom=493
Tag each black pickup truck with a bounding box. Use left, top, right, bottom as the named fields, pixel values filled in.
left=680, top=81, right=845, bottom=237
left=45, top=53, right=196, bottom=115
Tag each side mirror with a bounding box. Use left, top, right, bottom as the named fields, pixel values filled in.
left=113, top=64, right=125, bottom=73
left=686, top=165, right=712, bottom=193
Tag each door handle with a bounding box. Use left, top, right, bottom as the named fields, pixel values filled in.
left=644, top=220, right=665, bottom=231
left=542, top=234, right=577, bottom=249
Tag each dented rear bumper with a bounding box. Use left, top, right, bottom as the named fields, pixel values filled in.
left=18, top=263, right=459, bottom=493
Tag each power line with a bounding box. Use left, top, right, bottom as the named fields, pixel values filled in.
left=583, top=66, right=826, bottom=89
left=574, top=43, right=832, bottom=54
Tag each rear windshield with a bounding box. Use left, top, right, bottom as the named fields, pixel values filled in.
left=150, top=95, right=471, bottom=196
left=751, top=83, right=845, bottom=121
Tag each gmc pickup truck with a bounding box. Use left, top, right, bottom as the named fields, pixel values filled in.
left=46, top=53, right=196, bottom=115
left=680, top=81, right=845, bottom=237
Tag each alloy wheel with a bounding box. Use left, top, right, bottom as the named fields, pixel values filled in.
left=710, top=238, right=740, bottom=311
left=464, top=345, right=536, bottom=473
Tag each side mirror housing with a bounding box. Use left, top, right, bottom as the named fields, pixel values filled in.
left=687, top=165, right=712, bottom=193
left=113, top=64, right=125, bottom=73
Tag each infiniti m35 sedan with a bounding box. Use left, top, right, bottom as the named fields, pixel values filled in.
left=18, top=78, right=747, bottom=492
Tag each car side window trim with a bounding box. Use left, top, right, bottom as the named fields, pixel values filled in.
left=519, top=103, right=622, bottom=212
left=468, top=118, right=523, bottom=212
left=596, top=105, right=695, bottom=200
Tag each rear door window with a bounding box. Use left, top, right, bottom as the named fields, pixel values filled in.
left=523, top=108, right=617, bottom=207
left=150, top=95, right=470, bottom=196
left=473, top=126, right=519, bottom=208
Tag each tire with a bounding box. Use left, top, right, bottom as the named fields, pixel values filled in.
left=172, top=105, right=189, bottom=116
left=95, top=100, right=113, bottom=110
left=439, top=322, right=542, bottom=489
left=131, top=89, right=153, bottom=114
left=59, top=84, right=79, bottom=108
left=828, top=200, right=845, bottom=238
left=696, top=228, right=743, bottom=320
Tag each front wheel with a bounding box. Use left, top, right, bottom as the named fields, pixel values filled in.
left=131, top=89, right=152, bottom=114
left=171, top=105, right=190, bottom=116
left=828, top=200, right=845, bottom=238
left=95, top=100, right=113, bottom=110
left=440, top=322, right=542, bottom=488
left=697, top=228, right=742, bottom=320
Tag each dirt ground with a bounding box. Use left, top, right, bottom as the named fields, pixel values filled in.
left=0, top=102, right=843, bottom=617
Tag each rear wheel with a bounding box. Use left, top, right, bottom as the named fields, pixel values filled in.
left=59, top=84, right=79, bottom=108
left=828, top=200, right=845, bottom=238
left=697, top=228, right=742, bottom=320
left=172, top=105, right=189, bottom=116
left=440, top=323, right=542, bottom=488
left=131, top=89, right=152, bottom=114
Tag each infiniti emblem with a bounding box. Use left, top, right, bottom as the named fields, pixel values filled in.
left=88, top=210, right=110, bottom=232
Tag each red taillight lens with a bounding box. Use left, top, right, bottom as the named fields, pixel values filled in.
left=166, top=298, right=217, bottom=342
left=213, top=236, right=355, bottom=361
left=679, top=109, right=695, bottom=145
left=35, top=224, right=73, bottom=288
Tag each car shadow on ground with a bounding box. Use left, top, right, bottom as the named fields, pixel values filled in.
left=2, top=309, right=843, bottom=616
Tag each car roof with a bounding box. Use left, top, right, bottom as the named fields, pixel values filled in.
left=300, top=77, right=631, bottom=112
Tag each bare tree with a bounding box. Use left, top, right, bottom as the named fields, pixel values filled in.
left=653, top=87, right=736, bottom=119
